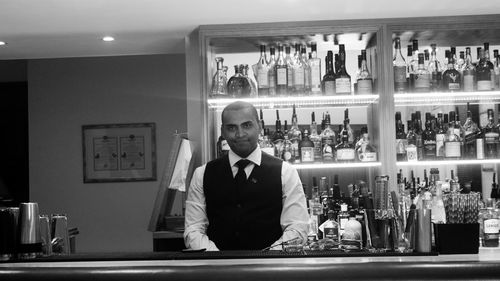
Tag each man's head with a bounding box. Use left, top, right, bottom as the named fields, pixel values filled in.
left=221, top=101, right=261, bottom=158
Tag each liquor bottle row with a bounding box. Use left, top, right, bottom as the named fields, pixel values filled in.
left=395, top=105, right=500, bottom=161
left=393, top=38, right=500, bottom=93
left=216, top=106, right=377, bottom=163
left=210, top=43, right=374, bottom=98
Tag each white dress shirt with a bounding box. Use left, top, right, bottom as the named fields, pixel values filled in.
left=184, top=146, right=309, bottom=251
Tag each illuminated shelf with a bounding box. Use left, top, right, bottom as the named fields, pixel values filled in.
left=394, top=91, right=500, bottom=106
left=207, top=95, right=379, bottom=110
left=397, top=159, right=500, bottom=166
left=293, top=162, right=381, bottom=170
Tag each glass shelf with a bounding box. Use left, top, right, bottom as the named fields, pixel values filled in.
left=394, top=91, right=500, bottom=107
left=293, top=162, right=381, bottom=170
left=396, top=159, right=500, bottom=166
left=207, top=94, right=379, bottom=110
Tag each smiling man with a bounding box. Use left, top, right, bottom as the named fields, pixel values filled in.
left=184, top=101, right=309, bottom=251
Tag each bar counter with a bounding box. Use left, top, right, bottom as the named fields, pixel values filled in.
left=1, top=248, right=500, bottom=280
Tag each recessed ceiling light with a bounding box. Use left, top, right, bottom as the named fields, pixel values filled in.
left=0, top=41, right=6, bottom=46
left=102, top=36, right=115, bottom=42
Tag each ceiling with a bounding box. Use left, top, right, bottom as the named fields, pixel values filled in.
left=1, top=0, right=499, bottom=60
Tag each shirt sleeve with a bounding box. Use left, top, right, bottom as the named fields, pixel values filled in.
left=271, top=161, right=309, bottom=249
left=183, top=165, right=220, bottom=251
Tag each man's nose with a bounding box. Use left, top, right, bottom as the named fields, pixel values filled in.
left=235, top=126, right=245, bottom=137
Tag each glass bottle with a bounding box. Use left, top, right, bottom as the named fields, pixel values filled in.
left=252, top=45, right=269, bottom=97
left=242, top=64, right=257, bottom=97
left=442, top=51, right=461, bottom=92
left=275, top=44, right=288, bottom=96
left=428, top=44, right=442, bottom=92
left=272, top=110, right=284, bottom=158
left=395, top=111, right=407, bottom=161
left=288, top=104, right=302, bottom=164
left=336, top=128, right=356, bottom=162
left=322, top=51, right=336, bottom=95
left=285, top=45, right=294, bottom=94
left=414, top=53, right=430, bottom=92
left=282, top=133, right=294, bottom=163
left=477, top=48, right=493, bottom=91
left=302, top=45, right=311, bottom=94
left=435, top=113, right=446, bottom=159
left=267, top=46, right=277, bottom=96
left=292, top=44, right=305, bottom=94
left=484, top=42, right=496, bottom=90
left=355, top=126, right=377, bottom=162
left=479, top=199, right=500, bottom=247
left=337, top=203, right=350, bottom=244
left=422, top=114, right=436, bottom=160
left=462, top=47, right=476, bottom=92
left=414, top=112, right=424, bottom=161
left=260, top=128, right=276, bottom=156
left=444, top=111, right=462, bottom=159
left=335, top=44, right=352, bottom=95
left=354, top=54, right=362, bottom=94
left=406, top=119, right=418, bottom=162
left=393, top=37, right=408, bottom=93
left=357, top=49, right=373, bottom=95
left=320, top=112, right=336, bottom=162
left=310, top=112, right=322, bottom=162
left=299, top=129, right=315, bottom=163
left=457, top=51, right=465, bottom=73
left=483, top=109, right=499, bottom=159
left=309, top=42, right=322, bottom=94
left=210, top=57, right=228, bottom=97
left=322, top=210, right=340, bottom=245
left=227, top=64, right=252, bottom=98
left=342, top=108, right=354, bottom=144
left=494, top=49, right=500, bottom=90
left=463, top=103, right=480, bottom=159
left=407, top=45, right=414, bottom=92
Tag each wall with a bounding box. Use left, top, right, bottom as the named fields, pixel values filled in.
left=28, top=54, right=186, bottom=252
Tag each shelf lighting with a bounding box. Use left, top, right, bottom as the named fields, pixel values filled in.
left=0, top=41, right=6, bottom=46
left=102, top=36, right=115, bottom=42
left=394, top=91, right=500, bottom=106
left=397, top=159, right=500, bottom=166
left=293, top=162, right=381, bottom=170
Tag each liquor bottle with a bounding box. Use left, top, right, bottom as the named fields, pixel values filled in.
left=428, top=44, right=443, bottom=92
left=252, top=45, right=269, bottom=97
left=355, top=126, right=377, bottom=162
left=322, top=51, right=336, bottom=95
left=414, top=53, right=430, bottom=92
left=343, top=108, right=354, bottom=143
left=282, top=133, right=294, bottom=163
left=299, top=129, right=315, bottom=163
left=435, top=113, right=446, bottom=159
left=309, top=42, right=322, bottom=94
left=302, top=45, right=311, bottom=94
left=272, top=110, right=284, bottom=157
left=227, top=64, right=252, bottom=97
left=491, top=173, right=499, bottom=201
left=431, top=181, right=447, bottom=224
left=494, top=49, right=500, bottom=90
left=320, top=112, right=336, bottom=162
left=357, top=49, right=373, bottom=95
left=480, top=199, right=500, bottom=247
left=424, top=49, right=430, bottom=65
left=242, top=64, right=257, bottom=97
left=216, top=135, right=230, bottom=158
left=477, top=48, right=493, bottom=91
left=414, top=112, right=424, bottom=161
left=337, top=203, right=350, bottom=244
left=260, top=128, right=276, bottom=156
left=335, top=128, right=356, bottom=162
left=309, top=112, right=322, bottom=162
left=444, top=111, right=462, bottom=159
left=484, top=42, right=496, bottom=90
left=288, top=104, right=302, bottom=163
left=406, top=119, right=418, bottom=161
left=267, top=46, right=277, bottom=96
left=258, top=108, right=265, bottom=145
left=422, top=114, right=436, bottom=160
left=291, top=44, right=305, bottom=94
left=393, top=37, right=408, bottom=93
left=395, top=112, right=407, bottom=161
left=457, top=51, right=465, bottom=73
left=210, top=57, right=228, bottom=97
left=322, top=210, right=340, bottom=244
left=354, top=54, right=362, bottom=94
left=275, top=44, right=288, bottom=96
left=462, top=47, right=476, bottom=92
left=483, top=109, right=499, bottom=159
left=463, top=103, right=480, bottom=159
left=450, top=46, right=458, bottom=71
left=335, top=44, right=352, bottom=94
left=442, top=51, right=461, bottom=92
left=407, top=45, right=414, bottom=92
left=285, top=45, right=294, bottom=94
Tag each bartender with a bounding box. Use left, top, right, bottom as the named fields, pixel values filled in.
left=184, top=101, right=309, bottom=251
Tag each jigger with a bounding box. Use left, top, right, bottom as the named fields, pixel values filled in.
left=18, top=202, right=42, bottom=259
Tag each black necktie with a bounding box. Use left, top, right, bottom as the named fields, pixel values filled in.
left=235, top=159, right=251, bottom=188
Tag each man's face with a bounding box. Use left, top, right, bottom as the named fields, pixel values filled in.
left=221, top=107, right=260, bottom=158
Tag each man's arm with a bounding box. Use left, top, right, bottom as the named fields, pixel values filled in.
left=272, top=161, right=309, bottom=248
left=183, top=165, right=219, bottom=251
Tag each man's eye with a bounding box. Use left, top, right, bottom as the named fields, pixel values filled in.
left=242, top=123, right=253, bottom=129
left=226, top=126, right=237, bottom=131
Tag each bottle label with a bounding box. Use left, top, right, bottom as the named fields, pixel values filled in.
left=257, top=69, right=269, bottom=87
left=478, top=80, right=492, bottom=91
left=339, top=217, right=348, bottom=231
left=485, top=132, right=500, bottom=144
left=261, top=147, right=275, bottom=156
left=293, top=67, right=305, bottom=86
left=300, top=147, right=314, bottom=162
left=424, top=140, right=436, bottom=157
left=322, top=144, right=334, bottom=161
left=268, top=69, right=276, bottom=89
left=311, top=138, right=322, bottom=159
left=357, top=79, right=373, bottom=94
left=445, top=141, right=461, bottom=157
left=476, top=138, right=484, bottom=159
left=323, top=225, right=339, bottom=240
left=394, top=66, right=407, bottom=83
left=414, top=73, right=430, bottom=90
left=310, top=63, right=321, bottom=88
left=448, top=83, right=460, bottom=90
left=436, top=134, right=445, bottom=157
left=276, top=67, right=287, bottom=85
left=396, top=138, right=408, bottom=154
left=336, top=148, right=355, bottom=161
left=463, top=74, right=474, bottom=92
left=484, top=219, right=500, bottom=234
left=335, top=78, right=351, bottom=94
left=359, top=152, right=377, bottom=162
left=406, top=145, right=418, bottom=161
left=324, top=81, right=335, bottom=95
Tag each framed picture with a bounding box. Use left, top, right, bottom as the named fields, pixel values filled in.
left=82, top=123, right=157, bottom=183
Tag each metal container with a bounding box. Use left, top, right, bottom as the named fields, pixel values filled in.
left=18, top=202, right=42, bottom=259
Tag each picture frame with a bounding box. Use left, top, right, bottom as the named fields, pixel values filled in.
left=82, top=123, right=157, bottom=183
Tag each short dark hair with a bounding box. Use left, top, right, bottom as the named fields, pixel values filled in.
left=221, top=101, right=259, bottom=124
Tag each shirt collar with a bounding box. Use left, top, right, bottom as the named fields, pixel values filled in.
left=228, top=146, right=261, bottom=168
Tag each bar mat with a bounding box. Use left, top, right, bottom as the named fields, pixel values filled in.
left=1, top=250, right=438, bottom=263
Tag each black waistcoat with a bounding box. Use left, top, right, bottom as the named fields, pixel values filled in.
left=203, top=152, right=283, bottom=250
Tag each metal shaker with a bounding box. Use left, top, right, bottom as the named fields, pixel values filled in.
left=51, top=214, right=70, bottom=255
left=18, top=202, right=42, bottom=259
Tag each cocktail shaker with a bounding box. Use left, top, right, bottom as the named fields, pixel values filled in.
left=18, top=202, right=42, bottom=259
